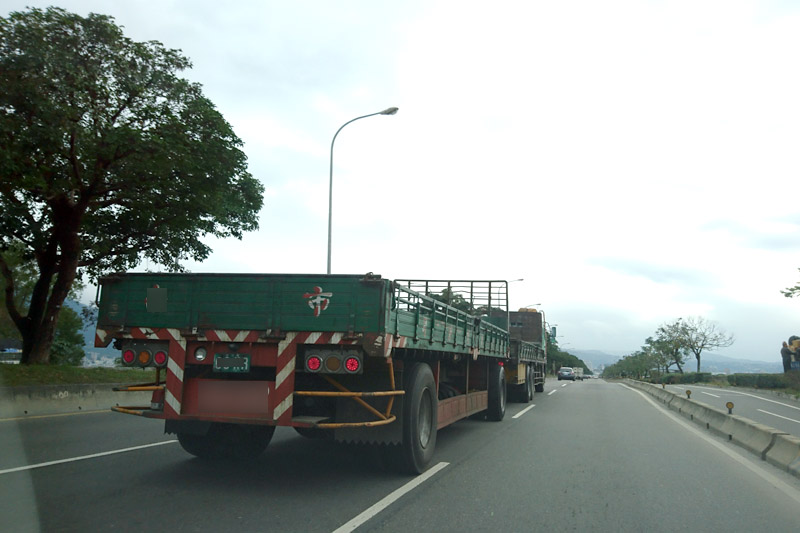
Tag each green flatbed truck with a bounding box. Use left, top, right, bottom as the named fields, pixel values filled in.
left=96, top=273, right=547, bottom=473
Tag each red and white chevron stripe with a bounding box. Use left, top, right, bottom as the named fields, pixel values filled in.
left=271, top=331, right=359, bottom=423
left=97, top=327, right=361, bottom=423
left=382, top=333, right=408, bottom=358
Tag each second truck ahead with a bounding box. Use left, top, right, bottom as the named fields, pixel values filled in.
left=95, top=274, right=547, bottom=473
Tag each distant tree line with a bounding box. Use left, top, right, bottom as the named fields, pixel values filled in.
left=602, top=317, right=733, bottom=379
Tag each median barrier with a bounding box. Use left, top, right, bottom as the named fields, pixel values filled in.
left=652, top=387, right=676, bottom=405
left=718, top=415, right=786, bottom=458
left=627, top=379, right=799, bottom=478
left=669, top=394, right=695, bottom=417
left=765, top=434, right=800, bottom=477
left=0, top=384, right=151, bottom=418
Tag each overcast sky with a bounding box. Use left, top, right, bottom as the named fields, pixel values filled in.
left=7, top=0, right=800, bottom=363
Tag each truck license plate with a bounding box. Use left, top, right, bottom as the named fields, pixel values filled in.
left=213, top=353, right=251, bottom=373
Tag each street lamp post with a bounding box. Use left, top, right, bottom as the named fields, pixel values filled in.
left=327, top=107, right=398, bottom=274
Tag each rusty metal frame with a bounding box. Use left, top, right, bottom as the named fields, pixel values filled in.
left=111, top=406, right=149, bottom=416
left=112, top=360, right=405, bottom=429
left=293, top=358, right=404, bottom=429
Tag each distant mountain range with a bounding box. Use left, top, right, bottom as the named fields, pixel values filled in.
left=570, top=349, right=783, bottom=374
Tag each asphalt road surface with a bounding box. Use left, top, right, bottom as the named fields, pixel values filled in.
left=3, top=379, right=800, bottom=532
left=665, top=383, right=800, bottom=438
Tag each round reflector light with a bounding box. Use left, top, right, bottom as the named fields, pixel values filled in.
left=194, top=347, right=207, bottom=362
left=344, top=357, right=360, bottom=373
left=138, top=350, right=152, bottom=366
left=325, top=356, right=341, bottom=372
left=122, top=349, right=136, bottom=365
left=306, top=356, right=322, bottom=372
left=154, top=351, right=168, bottom=366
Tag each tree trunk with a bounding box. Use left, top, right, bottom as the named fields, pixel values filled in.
left=696, top=356, right=701, bottom=373
left=17, top=198, right=83, bottom=365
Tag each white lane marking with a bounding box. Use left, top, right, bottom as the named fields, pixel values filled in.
left=757, top=409, right=800, bottom=425
left=548, top=390, right=557, bottom=396
left=512, top=404, right=536, bottom=419
left=561, top=383, right=568, bottom=388
left=620, top=384, right=800, bottom=505
left=332, top=462, right=449, bottom=533
left=686, top=386, right=800, bottom=412
left=0, top=440, right=177, bottom=475
left=701, top=391, right=720, bottom=398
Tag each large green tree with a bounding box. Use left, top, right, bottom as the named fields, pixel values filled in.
left=0, top=8, right=264, bottom=364
left=653, top=319, right=689, bottom=373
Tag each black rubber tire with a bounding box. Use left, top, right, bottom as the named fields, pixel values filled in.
left=294, top=426, right=333, bottom=440
left=177, top=423, right=275, bottom=460
left=381, top=362, right=438, bottom=474
left=487, top=362, right=506, bottom=421
left=526, top=366, right=534, bottom=402
left=535, top=371, right=545, bottom=393
left=510, top=367, right=531, bottom=404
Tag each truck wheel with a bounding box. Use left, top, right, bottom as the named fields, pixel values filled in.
left=178, top=423, right=275, bottom=460
left=487, top=362, right=506, bottom=421
left=526, top=366, right=534, bottom=402
left=534, top=373, right=544, bottom=393
left=381, top=362, right=437, bottom=474
left=511, top=367, right=532, bottom=404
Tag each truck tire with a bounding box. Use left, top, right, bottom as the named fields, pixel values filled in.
left=177, top=422, right=275, bottom=460
left=487, top=362, right=506, bottom=421
left=534, top=371, right=545, bottom=393
left=510, top=367, right=532, bottom=404
left=526, top=366, right=534, bottom=402
left=381, top=362, right=438, bottom=474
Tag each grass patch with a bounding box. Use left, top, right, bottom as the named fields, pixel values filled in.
left=0, top=364, right=156, bottom=387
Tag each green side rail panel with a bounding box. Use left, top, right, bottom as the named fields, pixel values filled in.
left=96, top=273, right=511, bottom=359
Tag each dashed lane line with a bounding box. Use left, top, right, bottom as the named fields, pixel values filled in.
left=331, top=462, right=449, bottom=532
left=512, top=404, right=536, bottom=419
left=757, top=409, right=800, bottom=425
left=0, top=440, right=177, bottom=475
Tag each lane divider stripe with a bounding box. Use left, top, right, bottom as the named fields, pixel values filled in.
left=0, top=440, right=177, bottom=476
left=331, top=462, right=449, bottom=533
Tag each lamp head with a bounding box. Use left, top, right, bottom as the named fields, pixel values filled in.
left=381, top=107, right=399, bottom=115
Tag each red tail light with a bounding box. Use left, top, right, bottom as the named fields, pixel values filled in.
left=344, top=357, right=360, bottom=373
left=154, top=351, right=168, bottom=366
left=122, top=350, right=136, bottom=365
left=306, top=356, right=322, bottom=372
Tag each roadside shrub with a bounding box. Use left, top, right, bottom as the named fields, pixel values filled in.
left=727, top=373, right=791, bottom=389
left=756, top=374, right=787, bottom=389
left=727, top=374, right=757, bottom=387
left=658, top=372, right=713, bottom=385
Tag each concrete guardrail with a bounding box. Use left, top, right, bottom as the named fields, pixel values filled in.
left=0, top=384, right=151, bottom=419
left=627, top=379, right=800, bottom=480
